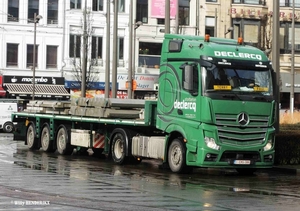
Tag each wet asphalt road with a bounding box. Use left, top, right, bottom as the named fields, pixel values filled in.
left=0, top=133, right=300, bottom=211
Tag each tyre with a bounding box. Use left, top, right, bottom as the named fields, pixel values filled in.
left=168, top=139, right=192, bottom=173
left=27, top=123, right=39, bottom=150
left=111, top=129, right=128, bottom=165
left=41, top=123, right=55, bottom=152
left=3, top=122, right=14, bottom=133
left=56, top=125, right=73, bottom=155
left=236, top=168, right=256, bottom=175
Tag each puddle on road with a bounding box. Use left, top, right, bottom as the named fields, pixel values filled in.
left=7, top=142, right=300, bottom=202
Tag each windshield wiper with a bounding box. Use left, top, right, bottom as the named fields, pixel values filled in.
left=222, top=93, right=242, bottom=101
left=252, top=96, right=268, bottom=101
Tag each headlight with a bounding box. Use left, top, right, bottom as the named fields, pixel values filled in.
left=263, top=139, right=273, bottom=151
left=205, top=137, right=220, bottom=150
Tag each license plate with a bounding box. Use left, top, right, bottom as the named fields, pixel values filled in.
left=234, top=160, right=251, bottom=165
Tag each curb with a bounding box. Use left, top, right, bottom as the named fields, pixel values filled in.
left=272, top=166, right=300, bottom=174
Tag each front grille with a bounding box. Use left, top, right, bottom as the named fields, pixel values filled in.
left=215, top=113, right=269, bottom=146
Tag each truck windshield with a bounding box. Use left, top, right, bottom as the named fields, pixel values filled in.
left=203, top=66, right=273, bottom=99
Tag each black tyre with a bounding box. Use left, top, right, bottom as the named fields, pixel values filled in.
left=168, top=139, right=192, bottom=173
left=56, top=125, right=73, bottom=155
left=3, top=122, right=14, bottom=133
left=236, top=168, right=256, bottom=175
left=41, top=123, right=55, bottom=152
left=27, top=123, right=39, bottom=150
left=111, top=129, right=128, bottom=165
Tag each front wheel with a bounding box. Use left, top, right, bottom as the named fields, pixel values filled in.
left=56, top=125, right=73, bottom=155
left=168, top=139, right=191, bottom=173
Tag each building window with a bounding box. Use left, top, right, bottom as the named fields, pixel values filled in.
left=70, top=0, right=81, bottom=9
left=232, top=19, right=262, bottom=49
left=206, top=0, right=217, bottom=2
left=205, top=17, right=215, bottom=37
left=48, top=0, right=58, bottom=24
left=28, top=0, right=39, bottom=22
left=232, top=0, right=266, bottom=5
left=93, top=0, right=103, bottom=11
left=280, top=0, right=300, bottom=7
left=118, top=37, right=124, bottom=66
left=280, top=22, right=300, bottom=54
left=8, top=0, right=19, bottom=22
left=92, top=37, right=103, bottom=59
left=27, top=44, right=38, bottom=68
left=157, top=19, right=165, bottom=25
left=118, top=0, right=125, bottom=12
left=118, top=37, right=124, bottom=60
left=69, top=35, right=81, bottom=58
left=7, top=44, right=18, bottom=67
left=137, top=0, right=148, bottom=23
left=47, top=46, right=58, bottom=68
left=179, top=0, right=190, bottom=26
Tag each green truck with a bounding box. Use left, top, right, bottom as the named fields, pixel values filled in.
left=12, top=34, right=277, bottom=174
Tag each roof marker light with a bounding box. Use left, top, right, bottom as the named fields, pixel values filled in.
left=238, top=37, right=243, bottom=45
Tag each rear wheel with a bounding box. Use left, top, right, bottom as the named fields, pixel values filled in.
left=168, top=139, right=192, bottom=173
left=111, top=129, right=128, bottom=164
left=3, top=122, right=14, bottom=133
left=41, top=123, right=55, bottom=152
left=27, top=124, right=39, bottom=150
left=56, top=125, right=73, bottom=155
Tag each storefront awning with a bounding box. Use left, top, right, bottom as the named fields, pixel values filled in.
left=4, top=83, right=70, bottom=99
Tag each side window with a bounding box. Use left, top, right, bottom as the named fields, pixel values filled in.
left=182, top=64, right=199, bottom=95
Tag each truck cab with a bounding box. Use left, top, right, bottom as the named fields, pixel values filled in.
left=156, top=34, right=276, bottom=173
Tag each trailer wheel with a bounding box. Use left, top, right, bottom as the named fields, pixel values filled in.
left=27, top=124, right=39, bottom=150
left=111, top=130, right=128, bottom=164
left=41, top=123, right=55, bottom=152
left=3, top=122, right=14, bottom=133
left=168, top=139, right=192, bottom=173
left=56, top=125, right=73, bottom=155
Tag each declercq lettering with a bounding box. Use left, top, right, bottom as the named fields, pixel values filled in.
left=214, top=51, right=262, bottom=61
left=174, top=100, right=196, bottom=112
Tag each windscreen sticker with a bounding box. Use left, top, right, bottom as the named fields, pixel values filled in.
left=254, top=87, right=268, bottom=92
left=213, top=85, right=232, bottom=90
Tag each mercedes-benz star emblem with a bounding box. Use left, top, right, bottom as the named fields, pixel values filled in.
left=237, top=112, right=249, bottom=126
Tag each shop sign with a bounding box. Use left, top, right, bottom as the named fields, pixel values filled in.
left=3, top=76, right=65, bottom=85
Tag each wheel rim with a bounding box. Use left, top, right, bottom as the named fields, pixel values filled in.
left=58, top=130, right=66, bottom=150
left=41, top=129, right=50, bottom=149
left=5, top=124, right=13, bottom=132
left=27, top=126, right=34, bottom=147
left=114, top=139, right=123, bottom=159
left=170, top=145, right=182, bottom=167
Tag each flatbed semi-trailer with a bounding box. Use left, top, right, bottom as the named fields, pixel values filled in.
left=12, top=34, right=277, bottom=174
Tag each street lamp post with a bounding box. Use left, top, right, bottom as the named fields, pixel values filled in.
left=132, top=20, right=143, bottom=83
left=32, top=13, right=42, bottom=101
